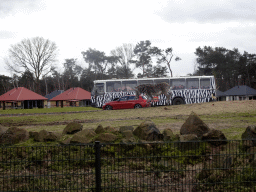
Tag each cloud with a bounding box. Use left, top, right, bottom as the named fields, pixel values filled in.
left=155, top=0, right=256, bottom=24
left=0, top=31, right=16, bottom=39
left=0, top=0, right=46, bottom=17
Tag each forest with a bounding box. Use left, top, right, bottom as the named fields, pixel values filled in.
left=0, top=37, right=256, bottom=96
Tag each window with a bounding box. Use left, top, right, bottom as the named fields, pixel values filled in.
left=106, top=81, right=121, bottom=92
left=154, top=79, right=169, bottom=85
left=186, top=78, right=199, bottom=89
left=119, top=96, right=128, bottom=101
left=128, top=96, right=136, bottom=100
left=200, top=79, right=210, bottom=89
left=172, top=79, right=185, bottom=90
left=138, top=80, right=154, bottom=85
left=93, top=83, right=104, bottom=95
left=121, top=81, right=137, bottom=91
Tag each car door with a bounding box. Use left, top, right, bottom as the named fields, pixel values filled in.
left=115, top=96, right=128, bottom=109
left=126, top=96, right=136, bottom=109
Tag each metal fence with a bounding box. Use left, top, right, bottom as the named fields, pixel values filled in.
left=1, top=140, right=256, bottom=191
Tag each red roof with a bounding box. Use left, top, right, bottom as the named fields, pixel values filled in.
left=0, top=87, right=47, bottom=101
left=50, top=87, right=91, bottom=101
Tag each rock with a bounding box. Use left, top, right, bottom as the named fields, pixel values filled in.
left=133, top=120, right=162, bottom=141
left=104, top=126, right=118, bottom=134
left=70, top=129, right=96, bottom=144
left=163, top=128, right=174, bottom=141
left=95, top=133, right=117, bottom=143
left=241, top=125, right=256, bottom=147
left=180, top=112, right=210, bottom=138
left=62, top=122, right=83, bottom=135
left=119, top=126, right=134, bottom=133
left=0, top=124, right=8, bottom=136
left=179, top=134, right=200, bottom=151
left=59, top=138, right=71, bottom=145
left=34, top=130, right=49, bottom=142
left=44, top=132, right=61, bottom=141
left=202, top=129, right=227, bottom=146
left=95, top=124, right=104, bottom=134
left=29, top=131, right=38, bottom=138
left=0, top=127, right=29, bottom=145
left=121, top=130, right=134, bottom=139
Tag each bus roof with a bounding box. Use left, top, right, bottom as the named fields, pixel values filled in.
left=93, top=76, right=214, bottom=83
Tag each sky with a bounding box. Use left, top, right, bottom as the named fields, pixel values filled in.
left=0, top=0, right=255, bottom=78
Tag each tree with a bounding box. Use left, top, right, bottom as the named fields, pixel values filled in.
left=0, top=75, right=12, bottom=95
left=81, top=48, right=119, bottom=79
left=62, top=58, right=82, bottom=88
left=5, top=37, right=58, bottom=93
left=110, top=43, right=134, bottom=79
left=130, top=40, right=153, bottom=77
left=151, top=47, right=181, bottom=77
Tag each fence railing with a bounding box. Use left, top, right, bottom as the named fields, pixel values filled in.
left=1, top=140, right=256, bottom=191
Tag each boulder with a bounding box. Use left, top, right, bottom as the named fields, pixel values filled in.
left=95, top=133, right=117, bottom=143
left=121, top=130, right=134, bottom=139
left=95, top=124, right=104, bottom=134
left=62, top=122, right=83, bottom=135
left=70, top=129, right=96, bottom=144
left=163, top=128, right=174, bottom=141
left=202, top=129, right=227, bottom=146
left=179, top=134, right=199, bottom=142
left=133, top=120, right=162, bottom=141
left=34, top=130, right=50, bottom=142
left=59, top=138, right=71, bottom=145
left=0, top=124, right=8, bottom=136
left=180, top=112, right=210, bottom=138
left=119, top=126, right=134, bottom=133
left=0, top=127, right=29, bottom=145
left=241, top=125, right=256, bottom=147
left=44, top=132, right=61, bottom=141
left=29, top=131, right=38, bottom=138
left=104, top=126, right=118, bottom=134
left=178, top=134, right=200, bottom=151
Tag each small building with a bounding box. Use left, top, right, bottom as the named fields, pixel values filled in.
left=45, top=90, right=64, bottom=108
left=224, top=85, right=256, bottom=101
left=216, top=90, right=226, bottom=101
left=50, top=87, right=91, bottom=107
left=0, top=87, right=48, bottom=110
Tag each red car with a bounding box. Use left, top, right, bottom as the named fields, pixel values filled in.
left=102, top=95, right=151, bottom=110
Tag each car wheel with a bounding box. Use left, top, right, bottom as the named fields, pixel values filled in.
left=134, top=104, right=142, bottom=109
left=172, top=98, right=184, bottom=105
left=105, top=105, right=113, bottom=110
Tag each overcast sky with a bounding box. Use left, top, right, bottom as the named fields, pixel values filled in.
left=0, top=0, right=255, bottom=78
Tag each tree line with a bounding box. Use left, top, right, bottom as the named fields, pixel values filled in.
left=0, top=37, right=255, bottom=96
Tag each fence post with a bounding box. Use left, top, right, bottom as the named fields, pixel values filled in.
left=95, top=141, right=101, bottom=192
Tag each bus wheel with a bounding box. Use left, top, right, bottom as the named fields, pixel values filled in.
left=105, top=105, right=113, bottom=110
left=172, top=98, right=184, bottom=105
left=134, top=104, right=142, bottom=109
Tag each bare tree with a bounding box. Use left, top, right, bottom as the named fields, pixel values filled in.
left=5, top=37, right=58, bottom=93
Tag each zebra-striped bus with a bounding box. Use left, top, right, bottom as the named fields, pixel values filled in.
left=91, top=76, right=216, bottom=108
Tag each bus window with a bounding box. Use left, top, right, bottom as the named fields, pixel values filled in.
left=200, top=79, right=210, bottom=89
left=172, top=79, right=185, bottom=90
left=106, top=81, right=121, bottom=92
left=92, top=83, right=104, bottom=95
left=154, top=79, right=169, bottom=85
left=186, top=78, right=199, bottom=89
left=138, top=80, right=154, bottom=85
left=121, top=81, right=137, bottom=91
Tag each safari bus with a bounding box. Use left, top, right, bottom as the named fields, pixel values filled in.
left=90, top=76, right=216, bottom=108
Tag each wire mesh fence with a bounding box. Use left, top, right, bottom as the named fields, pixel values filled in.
left=1, top=140, right=256, bottom=191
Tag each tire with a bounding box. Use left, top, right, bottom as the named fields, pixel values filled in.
left=172, top=98, right=184, bottom=105
left=134, top=104, right=142, bottom=109
left=105, top=105, right=113, bottom=110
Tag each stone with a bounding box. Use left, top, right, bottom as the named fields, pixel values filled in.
left=95, top=124, right=104, bottom=134
left=104, top=126, right=118, bottom=134
left=95, top=133, right=117, bottom=143
left=163, top=128, right=174, bottom=141
left=34, top=130, right=49, bottom=142
left=0, top=127, right=29, bottom=145
left=29, top=131, right=38, bottom=138
left=59, top=138, right=71, bottom=145
left=178, top=134, right=200, bottom=151
left=62, top=122, right=83, bottom=135
left=70, top=129, right=96, bottom=144
left=133, top=120, right=162, bottom=141
left=180, top=111, right=210, bottom=138
left=121, top=130, right=134, bottom=139
left=44, top=132, right=61, bottom=141
left=241, top=125, right=256, bottom=147
left=201, top=129, right=227, bottom=146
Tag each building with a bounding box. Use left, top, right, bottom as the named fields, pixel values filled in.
left=224, top=85, right=256, bottom=101
left=50, top=87, right=91, bottom=107
left=0, top=87, right=47, bottom=110
left=216, top=90, right=226, bottom=101
left=45, top=90, right=64, bottom=108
